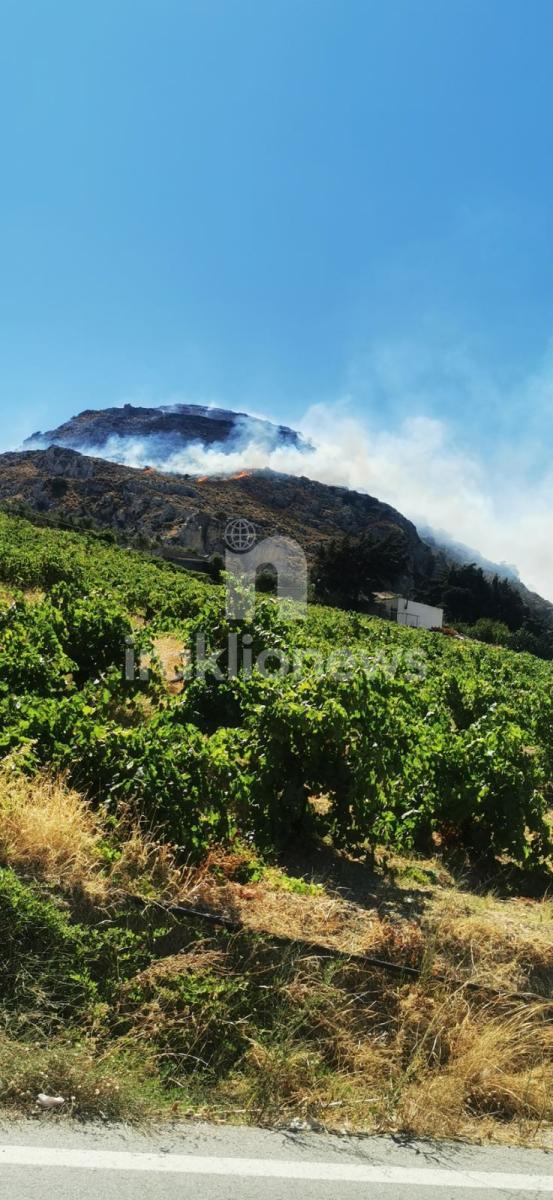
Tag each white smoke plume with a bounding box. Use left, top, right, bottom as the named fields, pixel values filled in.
left=77, top=399, right=553, bottom=602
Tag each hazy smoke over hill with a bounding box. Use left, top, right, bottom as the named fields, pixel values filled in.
left=24, top=393, right=553, bottom=601
left=62, top=403, right=551, bottom=601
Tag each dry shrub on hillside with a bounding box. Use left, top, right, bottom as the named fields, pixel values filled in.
left=0, top=766, right=103, bottom=889
left=429, top=893, right=553, bottom=995
left=396, top=991, right=553, bottom=1139
left=0, top=765, right=205, bottom=904
left=224, top=961, right=553, bottom=1141
left=108, top=828, right=208, bottom=904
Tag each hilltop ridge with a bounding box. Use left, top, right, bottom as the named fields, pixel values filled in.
left=24, top=402, right=307, bottom=462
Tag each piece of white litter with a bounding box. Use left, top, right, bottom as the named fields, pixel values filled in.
left=37, top=1094, right=65, bottom=1109
left=287, top=1118, right=310, bottom=1133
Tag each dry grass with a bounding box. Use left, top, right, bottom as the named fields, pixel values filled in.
left=135, top=942, right=552, bottom=1144
left=194, top=846, right=427, bottom=965
left=0, top=766, right=202, bottom=905
left=0, top=766, right=104, bottom=891
left=0, top=772, right=551, bottom=1142
left=147, top=635, right=186, bottom=693
left=194, top=845, right=553, bottom=998
left=107, top=822, right=212, bottom=906
left=396, top=992, right=553, bottom=1142
left=153, top=847, right=553, bottom=1142
left=426, top=891, right=553, bottom=995
left=211, top=880, right=425, bottom=966
left=130, top=948, right=227, bottom=990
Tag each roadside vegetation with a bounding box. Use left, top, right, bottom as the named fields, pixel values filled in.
left=0, top=510, right=551, bottom=1144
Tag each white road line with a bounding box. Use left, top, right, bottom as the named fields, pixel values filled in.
left=0, top=1145, right=551, bottom=1190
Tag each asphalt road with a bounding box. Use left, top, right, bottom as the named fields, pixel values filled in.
left=0, top=1120, right=552, bottom=1199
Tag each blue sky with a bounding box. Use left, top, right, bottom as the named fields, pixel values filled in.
left=2, top=0, right=553, bottom=591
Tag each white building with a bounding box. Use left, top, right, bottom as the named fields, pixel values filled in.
left=374, top=593, right=443, bottom=630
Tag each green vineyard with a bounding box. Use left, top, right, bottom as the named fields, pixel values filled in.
left=0, top=510, right=551, bottom=869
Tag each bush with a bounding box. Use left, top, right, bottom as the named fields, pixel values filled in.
left=0, top=599, right=73, bottom=697
left=0, top=869, right=96, bottom=1014
left=51, top=585, right=132, bottom=681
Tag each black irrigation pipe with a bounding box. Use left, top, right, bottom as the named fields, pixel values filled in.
left=128, top=894, right=553, bottom=1010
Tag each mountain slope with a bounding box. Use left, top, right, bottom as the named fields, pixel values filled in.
left=4, top=432, right=553, bottom=634
left=0, top=445, right=442, bottom=594
left=25, top=402, right=539, bottom=593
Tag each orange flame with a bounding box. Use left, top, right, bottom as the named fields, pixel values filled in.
left=230, top=470, right=251, bottom=481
